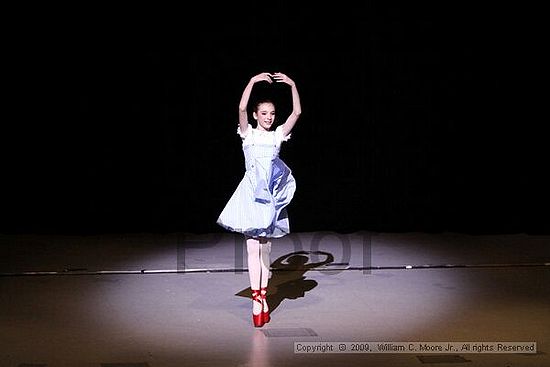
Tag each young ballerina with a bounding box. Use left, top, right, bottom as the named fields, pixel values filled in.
left=217, top=72, right=302, bottom=327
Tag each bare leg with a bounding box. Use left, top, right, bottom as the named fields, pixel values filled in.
left=246, top=237, right=262, bottom=316
left=259, top=238, right=271, bottom=289
left=259, top=238, right=271, bottom=317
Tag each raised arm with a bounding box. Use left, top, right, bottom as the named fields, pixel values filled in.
left=238, top=72, right=273, bottom=135
left=272, top=72, right=302, bottom=137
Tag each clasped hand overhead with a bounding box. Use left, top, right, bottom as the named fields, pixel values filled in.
left=251, top=72, right=295, bottom=87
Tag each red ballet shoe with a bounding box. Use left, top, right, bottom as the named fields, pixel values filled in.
left=252, top=290, right=264, bottom=327
left=260, top=287, right=270, bottom=324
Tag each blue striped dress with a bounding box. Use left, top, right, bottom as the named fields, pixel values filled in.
left=217, top=124, right=296, bottom=238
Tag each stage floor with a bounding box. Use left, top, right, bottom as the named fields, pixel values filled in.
left=1, top=231, right=549, bottom=367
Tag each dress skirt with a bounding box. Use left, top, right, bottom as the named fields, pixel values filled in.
left=217, top=152, right=296, bottom=238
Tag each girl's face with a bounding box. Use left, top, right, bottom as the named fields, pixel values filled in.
left=253, top=102, right=276, bottom=131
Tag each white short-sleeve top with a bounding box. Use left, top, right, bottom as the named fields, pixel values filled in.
left=237, top=124, right=291, bottom=148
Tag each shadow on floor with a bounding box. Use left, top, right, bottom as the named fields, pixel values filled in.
left=235, top=250, right=334, bottom=313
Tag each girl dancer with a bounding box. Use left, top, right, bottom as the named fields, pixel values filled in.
left=217, top=72, right=302, bottom=327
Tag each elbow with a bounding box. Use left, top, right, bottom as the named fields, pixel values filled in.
left=294, top=110, right=302, bottom=118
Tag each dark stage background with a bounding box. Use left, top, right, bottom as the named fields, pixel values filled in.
left=2, top=4, right=546, bottom=235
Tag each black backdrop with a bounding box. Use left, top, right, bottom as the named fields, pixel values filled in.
left=2, top=4, right=546, bottom=235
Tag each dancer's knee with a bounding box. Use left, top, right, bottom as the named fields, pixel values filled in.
left=246, top=237, right=260, bottom=253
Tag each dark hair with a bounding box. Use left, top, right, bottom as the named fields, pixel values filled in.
left=253, top=99, right=275, bottom=113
